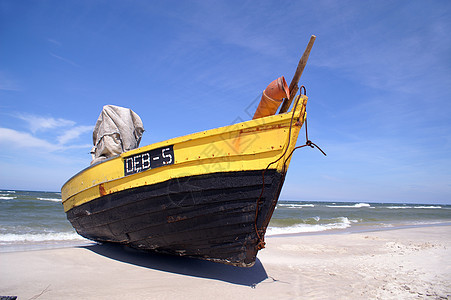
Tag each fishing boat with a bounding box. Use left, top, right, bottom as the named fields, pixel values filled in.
left=61, top=36, right=323, bottom=267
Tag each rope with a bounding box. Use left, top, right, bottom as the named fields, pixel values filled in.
left=253, top=95, right=300, bottom=250
left=253, top=87, right=326, bottom=250
left=283, top=117, right=327, bottom=166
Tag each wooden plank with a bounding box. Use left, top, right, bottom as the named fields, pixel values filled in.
left=279, top=35, right=316, bottom=114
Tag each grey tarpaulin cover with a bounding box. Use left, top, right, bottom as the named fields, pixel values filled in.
left=91, top=105, right=144, bottom=165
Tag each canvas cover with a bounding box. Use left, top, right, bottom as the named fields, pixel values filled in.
left=91, top=105, right=144, bottom=165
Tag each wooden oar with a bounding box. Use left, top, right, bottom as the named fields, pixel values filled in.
left=278, top=35, right=316, bottom=114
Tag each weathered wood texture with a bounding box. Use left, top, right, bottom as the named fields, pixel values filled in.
left=66, top=169, right=285, bottom=267
left=279, top=35, right=316, bottom=114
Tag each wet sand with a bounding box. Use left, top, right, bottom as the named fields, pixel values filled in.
left=1, top=226, right=450, bottom=299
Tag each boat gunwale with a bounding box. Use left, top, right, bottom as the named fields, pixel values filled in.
left=62, top=96, right=307, bottom=210
left=63, top=109, right=297, bottom=189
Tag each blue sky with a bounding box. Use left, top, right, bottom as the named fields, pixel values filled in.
left=1, top=1, right=450, bottom=204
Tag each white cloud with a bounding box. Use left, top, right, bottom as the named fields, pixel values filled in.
left=2, top=113, right=93, bottom=152
left=16, top=114, right=76, bottom=133
left=0, top=127, right=93, bottom=153
left=0, top=128, right=56, bottom=151
left=57, top=125, right=93, bottom=145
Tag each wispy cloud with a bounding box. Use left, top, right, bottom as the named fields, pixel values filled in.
left=50, top=52, right=80, bottom=67
left=57, top=125, right=93, bottom=145
left=6, top=113, right=93, bottom=152
left=0, top=128, right=56, bottom=151
left=16, top=114, right=76, bottom=133
left=307, top=2, right=451, bottom=95
left=0, top=71, right=20, bottom=91
left=0, top=127, right=92, bottom=152
left=169, top=1, right=287, bottom=57
left=47, top=38, right=62, bottom=47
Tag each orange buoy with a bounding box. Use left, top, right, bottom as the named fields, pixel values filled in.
left=252, top=76, right=290, bottom=120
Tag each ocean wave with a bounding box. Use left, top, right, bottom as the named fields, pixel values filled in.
left=326, top=203, right=372, bottom=208
left=387, top=205, right=442, bottom=209
left=0, top=196, right=17, bottom=200
left=0, top=232, right=87, bottom=243
left=37, top=197, right=61, bottom=202
left=387, top=206, right=413, bottom=209
left=414, top=206, right=442, bottom=209
left=267, top=217, right=353, bottom=235
left=278, top=203, right=315, bottom=208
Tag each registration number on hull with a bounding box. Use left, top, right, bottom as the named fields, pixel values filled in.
left=123, top=145, right=174, bottom=176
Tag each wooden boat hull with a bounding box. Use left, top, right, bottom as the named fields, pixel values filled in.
left=67, top=169, right=284, bottom=266
left=62, top=96, right=307, bottom=267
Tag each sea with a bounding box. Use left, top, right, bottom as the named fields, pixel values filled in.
left=1, top=189, right=450, bottom=252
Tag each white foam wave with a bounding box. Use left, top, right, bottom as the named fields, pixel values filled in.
left=278, top=203, right=315, bottom=208
left=387, top=206, right=412, bottom=209
left=37, top=197, right=61, bottom=202
left=326, top=203, right=371, bottom=208
left=387, top=205, right=442, bottom=209
left=267, top=217, right=352, bottom=235
left=414, top=206, right=442, bottom=209
left=0, top=196, right=16, bottom=200
left=2, top=190, right=16, bottom=193
left=0, top=232, right=87, bottom=243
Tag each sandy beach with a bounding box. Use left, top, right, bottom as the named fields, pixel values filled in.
left=1, top=225, right=450, bottom=299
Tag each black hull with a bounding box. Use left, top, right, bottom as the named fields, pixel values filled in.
left=66, top=169, right=285, bottom=267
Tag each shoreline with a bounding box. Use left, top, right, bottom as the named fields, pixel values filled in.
left=267, top=220, right=451, bottom=238
left=2, top=221, right=450, bottom=254
left=1, top=225, right=449, bottom=299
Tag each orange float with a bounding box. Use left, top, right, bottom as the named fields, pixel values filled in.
left=252, top=76, right=290, bottom=119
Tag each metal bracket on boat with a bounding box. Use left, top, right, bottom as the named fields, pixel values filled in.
left=300, top=85, right=306, bottom=96
left=294, top=86, right=307, bottom=126
left=291, top=85, right=326, bottom=157
left=284, top=117, right=327, bottom=165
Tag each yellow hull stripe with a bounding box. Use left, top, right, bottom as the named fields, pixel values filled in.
left=62, top=96, right=307, bottom=212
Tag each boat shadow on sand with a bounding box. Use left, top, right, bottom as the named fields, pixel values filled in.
left=82, top=243, right=268, bottom=287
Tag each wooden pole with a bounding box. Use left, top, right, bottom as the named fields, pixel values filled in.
left=278, top=35, right=316, bottom=114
